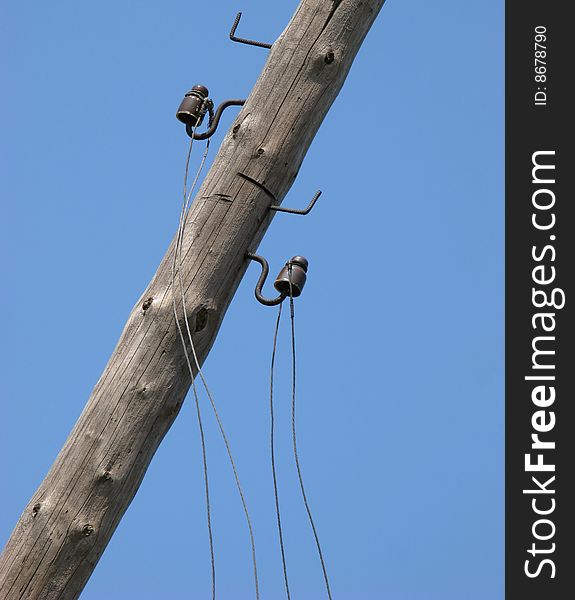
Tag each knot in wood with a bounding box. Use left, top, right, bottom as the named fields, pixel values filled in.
left=194, top=307, right=209, bottom=332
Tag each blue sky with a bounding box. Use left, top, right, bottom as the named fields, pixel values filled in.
left=0, top=1, right=503, bottom=598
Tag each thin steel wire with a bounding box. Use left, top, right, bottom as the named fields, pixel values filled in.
left=178, top=252, right=261, bottom=600
left=174, top=109, right=260, bottom=599
left=288, top=266, right=333, bottom=600
left=171, top=121, right=216, bottom=599
left=269, top=302, right=291, bottom=599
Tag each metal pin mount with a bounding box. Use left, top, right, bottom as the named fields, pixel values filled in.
left=176, top=85, right=245, bottom=140
left=230, top=12, right=273, bottom=49
left=246, top=254, right=309, bottom=306
left=236, top=172, right=323, bottom=216
left=270, top=191, right=322, bottom=215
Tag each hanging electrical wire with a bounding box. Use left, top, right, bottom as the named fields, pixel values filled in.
left=172, top=102, right=260, bottom=600
left=176, top=217, right=261, bottom=600
left=270, top=302, right=291, bottom=599
left=287, top=265, right=333, bottom=600
left=171, top=117, right=216, bottom=599
left=265, top=259, right=332, bottom=599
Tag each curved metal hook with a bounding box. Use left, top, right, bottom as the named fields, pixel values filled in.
left=186, top=99, right=245, bottom=140
left=230, top=12, right=273, bottom=49
left=246, top=253, right=286, bottom=306
left=236, top=172, right=323, bottom=216
left=270, top=190, right=322, bottom=215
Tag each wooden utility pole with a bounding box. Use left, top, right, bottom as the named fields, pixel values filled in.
left=0, top=1, right=386, bottom=597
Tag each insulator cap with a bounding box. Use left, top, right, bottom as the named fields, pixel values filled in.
left=289, top=256, right=308, bottom=272
left=176, top=84, right=209, bottom=126
left=191, top=84, right=209, bottom=98
left=274, top=256, right=309, bottom=297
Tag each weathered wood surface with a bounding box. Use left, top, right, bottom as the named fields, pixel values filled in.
left=0, top=1, right=385, bottom=597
